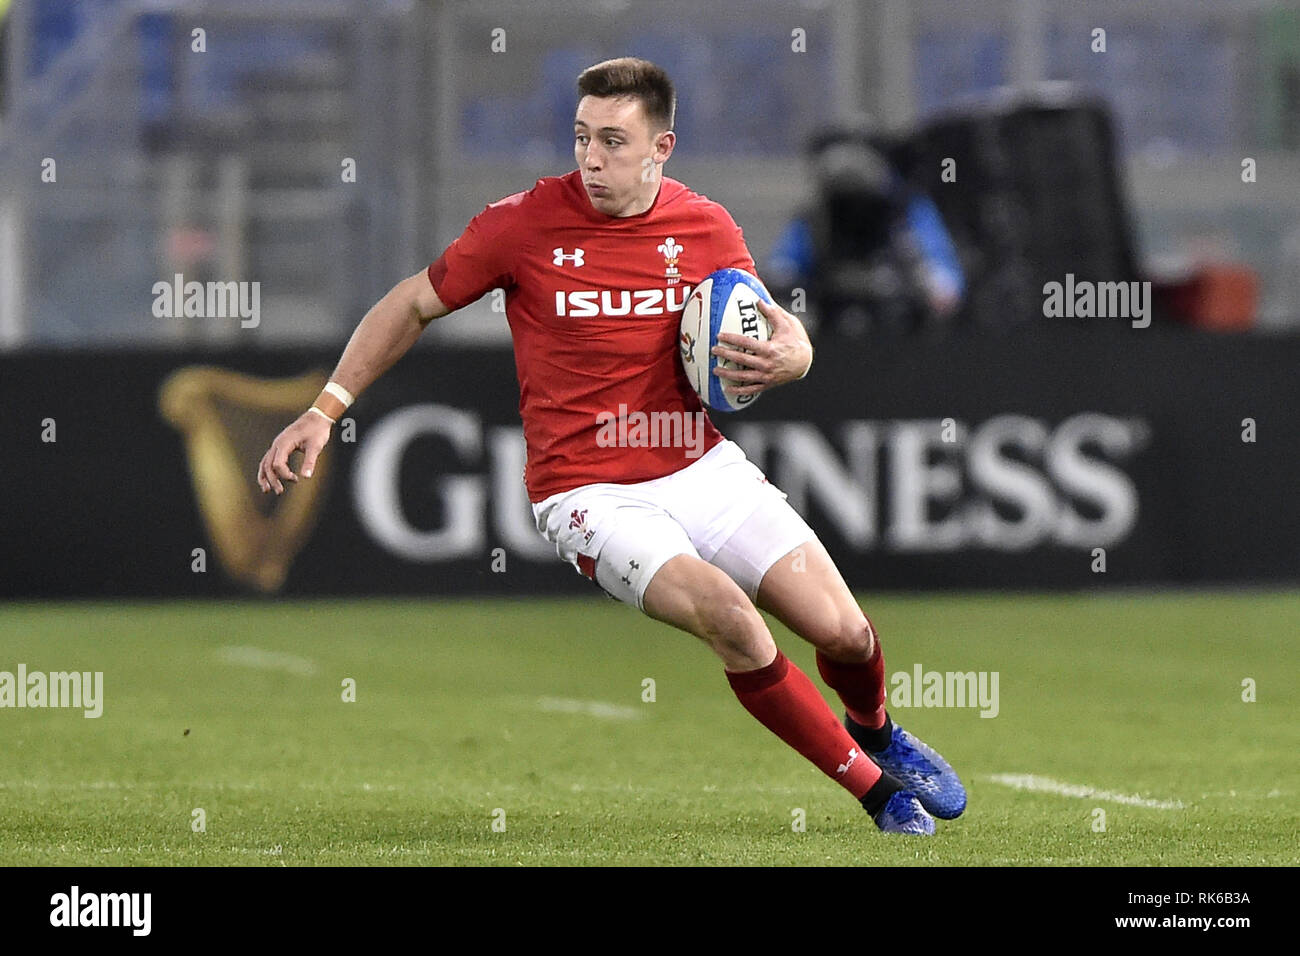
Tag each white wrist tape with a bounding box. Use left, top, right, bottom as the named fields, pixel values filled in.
left=308, top=405, right=337, bottom=425
left=323, top=381, right=355, bottom=408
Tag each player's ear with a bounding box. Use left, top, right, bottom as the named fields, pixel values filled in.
left=654, top=129, right=675, bottom=164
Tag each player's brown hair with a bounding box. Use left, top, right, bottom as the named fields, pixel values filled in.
left=576, top=57, right=676, bottom=131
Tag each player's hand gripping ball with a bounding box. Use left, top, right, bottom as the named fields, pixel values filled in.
left=679, top=268, right=774, bottom=411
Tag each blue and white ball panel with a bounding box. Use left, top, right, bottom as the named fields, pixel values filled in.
left=678, top=268, right=774, bottom=412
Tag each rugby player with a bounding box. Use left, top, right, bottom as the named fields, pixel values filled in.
left=257, top=57, right=965, bottom=835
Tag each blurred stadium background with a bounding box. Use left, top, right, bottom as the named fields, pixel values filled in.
left=5, top=0, right=1300, bottom=346
left=1, top=0, right=1297, bottom=867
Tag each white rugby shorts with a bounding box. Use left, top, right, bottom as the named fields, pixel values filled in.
left=531, top=439, right=816, bottom=610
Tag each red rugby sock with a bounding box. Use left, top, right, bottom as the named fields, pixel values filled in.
left=816, top=623, right=887, bottom=730
left=726, top=651, right=881, bottom=799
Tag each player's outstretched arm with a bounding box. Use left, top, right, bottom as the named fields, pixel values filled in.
left=711, top=298, right=814, bottom=397
left=256, top=270, right=451, bottom=494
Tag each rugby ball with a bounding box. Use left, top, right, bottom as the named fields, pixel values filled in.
left=679, top=268, right=774, bottom=412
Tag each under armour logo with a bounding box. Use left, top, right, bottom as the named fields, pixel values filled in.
left=621, top=558, right=640, bottom=587
left=836, top=748, right=860, bottom=776
left=553, top=247, right=585, bottom=267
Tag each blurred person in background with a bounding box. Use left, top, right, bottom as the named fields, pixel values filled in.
left=769, top=121, right=965, bottom=337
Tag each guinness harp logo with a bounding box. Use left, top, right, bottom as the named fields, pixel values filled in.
left=159, top=367, right=331, bottom=593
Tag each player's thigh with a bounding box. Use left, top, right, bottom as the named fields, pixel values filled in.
left=754, top=535, right=875, bottom=661
left=642, top=553, right=775, bottom=670
left=706, top=491, right=875, bottom=662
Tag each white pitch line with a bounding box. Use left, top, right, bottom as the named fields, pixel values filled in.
left=536, top=697, right=644, bottom=720
left=214, top=645, right=316, bottom=677
left=986, top=773, right=1185, bottom=810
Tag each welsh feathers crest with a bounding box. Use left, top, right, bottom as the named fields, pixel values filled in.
left=658, top=237, right=683, bottom=261
left=658, top=237, right=683, bottom=282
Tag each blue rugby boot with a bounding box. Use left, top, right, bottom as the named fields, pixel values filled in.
left=849, top=715, right=967, bottom=820
left=872, top=790, right=936, bottom=835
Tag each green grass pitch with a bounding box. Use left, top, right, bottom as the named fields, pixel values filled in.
left=1, top=592, right=1296, bottom=866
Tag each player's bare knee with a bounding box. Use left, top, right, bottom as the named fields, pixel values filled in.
left=706, top=609, right=775, bottom=670
left=817, top=614, right=876, bottom=662
left=700, top=598, right=758, bottom=642
left=691, top=578, right=770, bottom=661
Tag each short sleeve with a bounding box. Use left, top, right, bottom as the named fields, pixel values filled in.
left=426, top=192, right=525, bottom=311
left=714, top=205, right=758, bottom=275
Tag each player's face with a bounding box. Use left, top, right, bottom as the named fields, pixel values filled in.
left=574, top=95, right=674, bottom=217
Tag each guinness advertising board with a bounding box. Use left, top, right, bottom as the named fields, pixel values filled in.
left=3, top=325, right=1295, bottom=597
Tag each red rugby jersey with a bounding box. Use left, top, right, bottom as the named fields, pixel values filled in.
left=427, top=169, right=757, bottom=502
